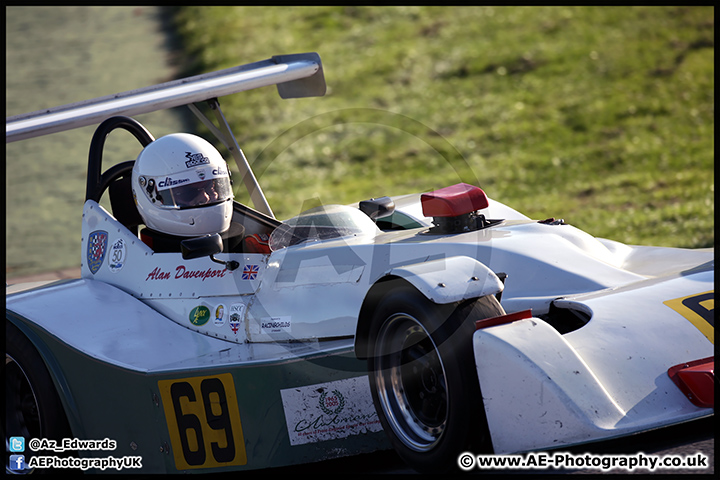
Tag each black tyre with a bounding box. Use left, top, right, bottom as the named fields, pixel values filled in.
left=5, top=321, right=73, bottom=474
left=367, top=284, right=504, bottom=473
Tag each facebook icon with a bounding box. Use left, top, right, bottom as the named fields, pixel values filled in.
left=9, top=455, right=26, bottom=472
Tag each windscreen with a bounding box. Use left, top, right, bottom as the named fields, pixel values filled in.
left=269, top=204, right=380, bottom=250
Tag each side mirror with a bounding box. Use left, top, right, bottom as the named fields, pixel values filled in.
left=359, top=196, right=395, bottom=221
left=181, top=234, right=223, bottom=260
left=181, top=234, right=239, bottom=271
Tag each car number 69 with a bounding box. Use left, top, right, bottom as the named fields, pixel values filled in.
left=158, top=373, right=247, bottom=470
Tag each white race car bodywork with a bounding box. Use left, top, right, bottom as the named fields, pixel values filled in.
left=389, top=194, right=714, bottom=452
left=76, top=189, right=713, bottom=455
left=475, top=268, right=713, bottom=453
left=80, top=200, right=505, bottom=344
left=79, top=184, right=715, bottom=453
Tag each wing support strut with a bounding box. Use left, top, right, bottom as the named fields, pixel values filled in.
left=189, top=99, right=273, bottom=218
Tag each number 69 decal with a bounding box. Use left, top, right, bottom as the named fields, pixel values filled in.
left=159, top=373, right=247, bottom=469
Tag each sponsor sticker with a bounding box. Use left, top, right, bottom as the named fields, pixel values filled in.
left=157, top=175, right=192, bottom=190
left=280, top=376, right=382, bottom=446
left=229, top=303, right=245, bottom=335
left=108, top=238, right=126, bottom=273
left=87, top=230, right=109, bottom=274
left=189, top=306, right=211, bottom=326
left=184, top=151, right=210, bottom=168
left=214, top=304, right=226, bottom=327
left=261, top=316, right=291, bottom=334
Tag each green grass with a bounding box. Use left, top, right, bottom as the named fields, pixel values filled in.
left=170, top=7, right=714, bottom=247
left=171, top=6, right=713, bottom=248
left=6, top=7, right=710, bottom=279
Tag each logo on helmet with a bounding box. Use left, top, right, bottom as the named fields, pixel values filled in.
left=158, top=176, right=191, bottom=189
left=185, top=151, right=210, bottom=168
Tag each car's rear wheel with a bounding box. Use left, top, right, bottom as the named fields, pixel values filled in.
left=5, top=321, right=73, bottom=474
left=367, top=283, right=503, bottom=472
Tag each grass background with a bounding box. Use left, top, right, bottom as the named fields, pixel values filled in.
left=172, top=6, right=714, bottom=248
left=5, top=6, right=190, bottom=278
left=5, top=6, right=714, bottom=278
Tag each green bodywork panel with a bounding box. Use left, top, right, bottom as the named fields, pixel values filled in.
left=8, top=312, right=388, bottom=473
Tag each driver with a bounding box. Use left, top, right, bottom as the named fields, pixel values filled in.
left=132, top=133, right=237, bottom=250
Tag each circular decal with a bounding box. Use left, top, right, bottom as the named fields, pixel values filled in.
left=108, top=238, right=127, bottom=273
left=189, top=306, right=211, bottom=326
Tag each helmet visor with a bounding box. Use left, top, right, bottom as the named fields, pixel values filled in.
left=154, top=176, right=233, bottom=209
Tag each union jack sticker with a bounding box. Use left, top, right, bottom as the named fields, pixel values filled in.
left=242, top=265, right=259, bottom=280
left=87, top=230, right=109, bottom=274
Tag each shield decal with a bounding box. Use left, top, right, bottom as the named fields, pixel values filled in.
left=87, top=230, right=109, bottom=274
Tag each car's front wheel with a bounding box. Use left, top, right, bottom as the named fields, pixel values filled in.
left=367, top=284, right=503, bottom=472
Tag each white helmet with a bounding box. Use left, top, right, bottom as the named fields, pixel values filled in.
left=132, top=133, right=234, bottom=237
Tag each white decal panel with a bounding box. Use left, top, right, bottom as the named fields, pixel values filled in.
left=280, top=376, right=382, bottom=446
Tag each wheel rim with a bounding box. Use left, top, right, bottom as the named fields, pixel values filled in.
left=374, top=313, right=448, bottom=452
left=5, top=354, right=42, bottom=450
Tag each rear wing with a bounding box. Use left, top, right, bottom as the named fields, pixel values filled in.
left=5, top=53, right=326, bottom=218
left=6, top=53, right=325, bottom=143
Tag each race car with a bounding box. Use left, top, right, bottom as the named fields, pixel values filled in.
left=5, top=52, right=714, bottom=474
